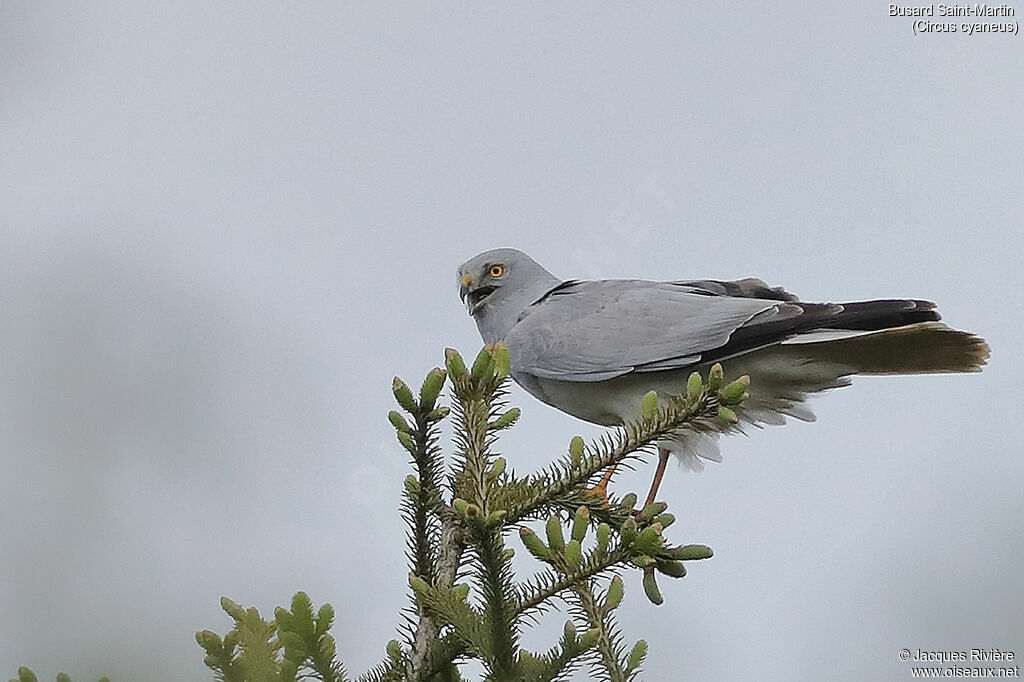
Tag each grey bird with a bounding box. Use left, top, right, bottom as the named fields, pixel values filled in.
left=457, top=248, right=989, bottom=504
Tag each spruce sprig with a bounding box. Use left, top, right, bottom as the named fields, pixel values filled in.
left=190, top=349, right=743, bottom=681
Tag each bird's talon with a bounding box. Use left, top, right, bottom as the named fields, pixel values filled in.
left=584, top=483, right=611, bottom=507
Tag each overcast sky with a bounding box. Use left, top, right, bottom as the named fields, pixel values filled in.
left=2, top=3, right=1022, bottom=681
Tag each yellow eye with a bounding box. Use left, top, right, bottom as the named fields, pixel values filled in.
left=489, top=264, right=505, bottom=278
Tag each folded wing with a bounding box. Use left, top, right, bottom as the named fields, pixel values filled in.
left=506, top=278, right=984, bottom=383
left=507, top=279, right=783, bottom=381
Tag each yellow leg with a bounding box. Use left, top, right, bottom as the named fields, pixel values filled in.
left=585, top=463, right=618, bottom=505
left=643, top=447, right=671, bottom=507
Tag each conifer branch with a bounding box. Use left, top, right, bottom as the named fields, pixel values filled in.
left=22, top=348, right=745, bottom=681
left=473, top=531, right=519, bottom=677
left=516, top=620, right=595, bottom=681
left=406, top=514, right=468, bottom=680
left=515, top=545, right=632, bottom=618
left=502, top=387, right=722, bottom=527
left=180, top=350, right=743, bottom=681
left=569, top=582, right=635, bottom=682
left=445, top=346, right=522, bottom=679
left=391, top=370, right=448, bottom=585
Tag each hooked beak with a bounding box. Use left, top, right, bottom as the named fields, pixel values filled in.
left=459, top=272, right=473, bottom=303
left=459, top=272, right=497, bottom=314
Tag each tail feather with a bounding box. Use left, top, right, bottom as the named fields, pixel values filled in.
left=660, top=310, right=988, bottom=472
left=825, top=299, right=940, bottom=331
left=781, top=321, right=990, bottom=375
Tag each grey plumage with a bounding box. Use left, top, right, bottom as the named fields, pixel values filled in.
left=458, top=248, right=989, bottom=471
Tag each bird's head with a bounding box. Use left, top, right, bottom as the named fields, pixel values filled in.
left=457, top=248, right=561, bottom=340
left=457, top=248, right=535, bottom=315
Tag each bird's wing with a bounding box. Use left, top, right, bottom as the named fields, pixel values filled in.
left=672, top=277, right=800, bottom=302
left=506, top=279, right=817, bottom=382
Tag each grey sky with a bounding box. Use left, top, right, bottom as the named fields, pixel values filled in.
left=2, top=3, right=1021, bottom=680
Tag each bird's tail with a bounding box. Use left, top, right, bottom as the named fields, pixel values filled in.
left=778, top=320, right=990, bottom=375
left=663, top=303, right=988, bottom=472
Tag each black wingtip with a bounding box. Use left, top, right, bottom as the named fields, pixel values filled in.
left=827, top=299, right=940, bottom=331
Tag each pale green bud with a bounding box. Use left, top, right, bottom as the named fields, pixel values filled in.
left=571, top=506, right=589, bottom=542
left=596, top=522, right=611, bottom=551
left=717, top=406, right=739, bottom=424
left=397, top=431, right=417, bottom=454
left=317, top=603, right=334, bottom=631
left=492, top=341, right=511, bottom=378
left=654, top=513, right=675, bottom=529
left=719, top=375, right=750, bottom=405
left=546, top=515, right=565, bottom=551
left=620, top=517, right=638, bottom=544
left=386, top=639, right=402, bottom=659
left=619, top=492, right=637, bottom=511
left=419, top=368, right=447, bottom=412
left=489, top=407, right=520, bottom=430
left=195, top=630, right=222, bottom=649
left=633, top=523, right=663, bottom=556
left=569, top=436, right=584, bottom=467
left=388, top=410, right=411, bottom=433
left=221, top=597, right=246, bottom=621
left=655, top=559, right=687, bottom=578
left=686, top=371, right=703, bottom=401
left=580, top=628, right=601, bottom=648
left=642, top=567, right=664, bottom=605
left=564, top=538, right=582, bottom=567
left=641, top=390, right=658, bottom=418
left=708, top=363, right=724, bottom=391
left=520, top=527, right=551, bottom=561
left=631, top=554, right=657, bottom=568
left=392, top=377, right=418, bottom=412
left=668, top=544, right=714, bottom=560
left=444, top=348, right=468, bottom=378
left=627, top=640, right=648, bottom=671
left=490, top=457, right=506, bottom=477
left=470, top=346, right=495, bottom=382
left=452, top=583, right=470, bottom=601
left=563, top=620, right=577, bottom=640
left=604, top=575, right=624, bottom=611
left=274, top=606, right=293, bottom=630
left=637, top=501, right=667, bottom=522
left=452, top=498, right=469, bottom=516
left=404, top=474, right=419, bottom=495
